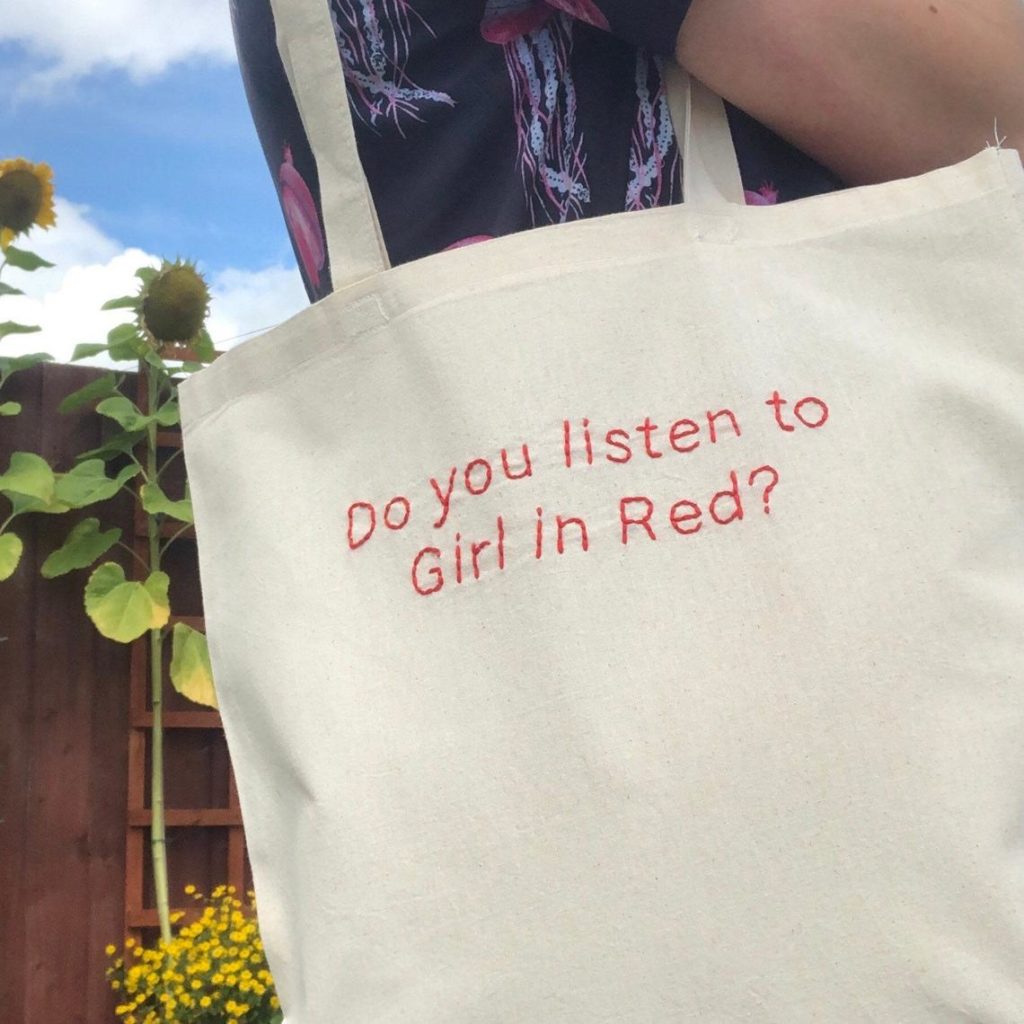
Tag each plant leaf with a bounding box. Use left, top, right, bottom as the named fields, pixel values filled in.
left=57, top=372, right=121, bottom=414
left=41, top=518, right=121, bottom=578
left=96, top=396, right=153, bottom=432
left=74, top=429, right=145, bottom=463
left=0, top=451, right=55, bottom=502
left=4, top=246, right=55, bottom=271
left=0, top=282, right=24, bottom=297
left=84, top=564, right=170, bottom=643
left=0, top=321, right=41, bottom=340
left=0, top=533, right=23, bottom=580
left=0, top=402, right=21, bottom=416
left=0, top=352, right=53, bottom=382
left=192, top=329, right=216, bottom=363
left=71, top=343, right=109, bottom=361
left=107, top=323, right=149, bottom=362
left=100, top=295, right=139, bottom=311
left=135, top=267, right=158, bottom=285
left=154, top=399, right=179, bottom=427
left=140, top=482, right=192, bottom=524
left=54, top=460, right=140, bottom=508
left=170, top=623, right=218, bottom=708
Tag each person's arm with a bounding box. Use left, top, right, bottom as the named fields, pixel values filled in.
left=675, top=0, right=1024, bottom=185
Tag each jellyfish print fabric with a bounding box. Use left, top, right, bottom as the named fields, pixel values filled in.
left=329, top=0, right=455, bottom=133
left=480, top=1, right=591, bottom=225
left=232, top=0, right=847, bottom=292
left=230, top=0, right=332, bottom=303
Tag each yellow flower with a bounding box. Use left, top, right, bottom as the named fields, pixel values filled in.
left=105, top=944, right=118, bottom=956
left=0, top=158, right=56, bottom=251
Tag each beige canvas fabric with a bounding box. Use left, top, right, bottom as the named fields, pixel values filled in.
left=180, top=2, right=1024, bottom=1020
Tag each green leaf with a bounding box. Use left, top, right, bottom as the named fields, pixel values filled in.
left=0, top=402, right=21, bottom=416
left=75, top=429, right=146, bottom=463
left=4, top=246, right=55, bottom=272
left=135, top=267, right=158, bottom=285
left=71, top=343, right=109, bottom=361
left=54, top=460, right=140, bottom=508
left=100, top=295, right=139, bottom=311
left=154, top=399, right=179, bottom=427
left=107, top=323, right=149, bottom=361
left=0, top=533, right=23, bottom=580
left=0, top=352, right=53, bottom=382
left=169, top=623, right=218, bottom=708
left=58, top=373, right=121, bottom=414
left=84, top=564, right=170, bottom=643
left=41, top=518, right=121, bottom=578
left=0, top=321, right=41, bottom=340
left=140, top=481, right=192, bottom=524
left=6, top=490, right=70, bottom=517
left=0, top=282, right=24, bottom=297
left=192, top=329, right=216, bottom=363
left=0, top=451, right=55, bottom=502
left=96, top=396, right=153, bottom=432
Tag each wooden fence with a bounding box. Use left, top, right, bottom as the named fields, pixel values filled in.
left=0, top=362, right=246, bottom=1024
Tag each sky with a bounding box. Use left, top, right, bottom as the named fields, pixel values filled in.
left=0, top=0, right=308, bottom=364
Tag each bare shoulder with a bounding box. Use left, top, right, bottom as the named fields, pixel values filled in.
left=675, top=0, right=1024, bottom=185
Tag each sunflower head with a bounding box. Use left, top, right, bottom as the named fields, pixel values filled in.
left=138, top=260, right=211, bottom=345
left=0, top=158, right=56, bottom=252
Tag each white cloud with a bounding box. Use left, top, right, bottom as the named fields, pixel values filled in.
left=2, top=199, right=307, bottom=367
left=0, top=0, right=236, bottom=87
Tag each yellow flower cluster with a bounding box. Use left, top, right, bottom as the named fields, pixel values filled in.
left=105, top=886, right=283, bottom=1024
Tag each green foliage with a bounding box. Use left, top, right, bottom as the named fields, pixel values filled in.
left=0, top=320, right=40, bottom=340
left=0, top=532, right=23, bottom=580
left=170, top=622, right=217, bottom=708
left=0, top=450, right=56, bottom=503
left=3, top=249, right=220, bottom=949
left=41, top=518, right=121, bottom=578
left=58, top=372, right=121, bottom=414
left=84, top=563, right=171, bottom=643
left=140, top=481, right=192, bottom=524
left=3, top=244, right=54, bottom=271
left=54, top=459, right=140, bottom=508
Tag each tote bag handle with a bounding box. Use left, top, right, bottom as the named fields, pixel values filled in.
left=268, top=0, right=745, bottom=292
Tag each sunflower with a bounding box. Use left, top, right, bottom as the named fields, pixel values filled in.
left=0, top=158, right=56, bottom=252
left=138, top=259, right=211, bottom=346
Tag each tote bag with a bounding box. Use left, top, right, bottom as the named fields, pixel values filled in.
left=180, top=1, right=1024, bottom=1019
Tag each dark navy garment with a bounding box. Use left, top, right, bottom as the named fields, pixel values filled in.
left=231, top=0, right=845, bottom=302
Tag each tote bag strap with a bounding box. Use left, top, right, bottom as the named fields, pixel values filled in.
left=268, top=0, right=745, bottom=290
left=663, top=63, right=746, bottom=208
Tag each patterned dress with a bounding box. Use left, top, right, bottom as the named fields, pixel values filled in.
left=231, top=0, right=845, bottom=302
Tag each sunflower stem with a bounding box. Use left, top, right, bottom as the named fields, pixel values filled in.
left=145, top=361, right=173, bottom=944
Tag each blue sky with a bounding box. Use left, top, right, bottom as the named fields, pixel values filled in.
left=4, top=45, right=293, bottom=273
left=0, top=0, right=308, bottom=362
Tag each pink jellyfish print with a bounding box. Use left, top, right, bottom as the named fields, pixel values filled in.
left=481, top=0, right=592, bottom=226
left=625, top=53, right=679, bottom=210
left=279, top=144, right=326, bottom=290
left=745, top=183, right=780, bottom=206
left=443, top=235, right=496, bottom=251
left=331, top=0, right=454, bottom=133
left=543, top=0, right=609, bottom=30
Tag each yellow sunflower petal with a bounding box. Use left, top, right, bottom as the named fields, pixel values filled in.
left=0, top=157, right=57, bottom=241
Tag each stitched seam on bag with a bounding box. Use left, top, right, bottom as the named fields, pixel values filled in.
left=183, top=184, right=1012, bottom=433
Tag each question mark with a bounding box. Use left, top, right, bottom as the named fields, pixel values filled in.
left=748, top=465, right=780, bottom=515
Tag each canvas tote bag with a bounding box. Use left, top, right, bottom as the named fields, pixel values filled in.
left=180, top=0, right=1024, bottom=1018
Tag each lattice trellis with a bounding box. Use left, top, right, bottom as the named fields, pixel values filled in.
left=123, top=358, right=245, bottom=942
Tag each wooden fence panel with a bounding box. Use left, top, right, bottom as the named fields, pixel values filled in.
left=0, top=362, right=244, bottom=1024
